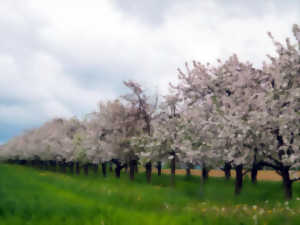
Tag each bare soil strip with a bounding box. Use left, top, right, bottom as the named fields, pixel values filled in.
left=154, top=169, right=300, bottom=181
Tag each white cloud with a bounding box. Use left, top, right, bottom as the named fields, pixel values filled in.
left=0, top=0, right=299, bottom=141
left=0, top=50, right=114, bottom=126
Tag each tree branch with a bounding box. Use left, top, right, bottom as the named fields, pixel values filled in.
left=260, top=161, right=281, bottom=171
left=266, top=155, right=282, bottom=166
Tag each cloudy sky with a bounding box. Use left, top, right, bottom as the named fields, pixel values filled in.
left=0, top=0, right=299, bottom=144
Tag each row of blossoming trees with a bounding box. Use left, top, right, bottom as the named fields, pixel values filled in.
left=1, top=25, right=300, bottom=199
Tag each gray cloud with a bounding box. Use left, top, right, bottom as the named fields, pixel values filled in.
left=112, top=0, right=181, bottom=25
left=112, top=0, right=300, bottom=26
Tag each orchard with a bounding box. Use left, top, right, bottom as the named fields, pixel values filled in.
left=1, top=24, right=300, bottom=201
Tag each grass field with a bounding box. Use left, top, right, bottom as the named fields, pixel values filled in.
left=1, top=164, right=300, bottom=225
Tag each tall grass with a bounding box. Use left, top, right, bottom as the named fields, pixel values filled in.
left=1, top=163, right=300, bottom=225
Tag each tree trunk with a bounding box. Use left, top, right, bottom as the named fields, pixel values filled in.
left=251, top=148, right=259, bottom=184
left=115, top=164, right=121, bottom=178
left=145, top=162, right=152, bottom=183
left=69, top=162, right=74, bottom=174
left=109, top=162, right=113, bottom=172
left=18, top=160, right=26, bottom=165
left=62, top=161, right=67, bottom=173
left=39, top=160, right=45, bottom=170
left=156, top=161, right=162, bottom=176
left=53, top=161, right=57, bottom=172
left=170, top=156, right=176, bottom=186
left=35, top=159, right=39, bottom=168
left=84, top=164, right=89, bottom=176
left=44, top=161, right=48, bottom=170
left=93, top=164, right=98, bottom=174
left=33, top=159, right=38, bottom=168
left=129, top=160, right=136, bottom=181
left=76, top=162, right=80, bottom=175
left=101, top=162, right=107, bottom=177
left=112, top=159, right=122, bottom=178
left=186, top=168, right=191, bottom=177
left=59, top=162, right=63, bottom=172
left=59, top=161, right=66, bottom=173
left=235, top=164, right=243, bottom=195
left=202, top=165, right=209, bottom=182
left=224, top=162, right=232, bottom=180
left=32, top=160, right=36, bottom=168
left=282, top=168, right=292, bottom=200
left=38, top=160, right=43, bottom=170
left=124, top=164, right=128, bottom=173
left=44, top=161, right=49, bottom=170
left=186, top=163, right=193, bottom=178
left=251, top=164, right=258, bottom=184
left=50, top=160, right=57, bottom=172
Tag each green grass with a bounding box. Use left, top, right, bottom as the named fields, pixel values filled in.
left=1, top=164, right=300, bottom=225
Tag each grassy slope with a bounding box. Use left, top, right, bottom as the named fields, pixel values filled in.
left=1, top=164, right=300, bottom=225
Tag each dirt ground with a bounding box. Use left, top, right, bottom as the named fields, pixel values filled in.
left=158, top=169, right=300, bottom=181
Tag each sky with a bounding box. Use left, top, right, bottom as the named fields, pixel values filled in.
left=0, top=0, right=300, bottom=144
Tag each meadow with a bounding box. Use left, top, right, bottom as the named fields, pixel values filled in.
left=1, top=164, right=300, bottom=225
